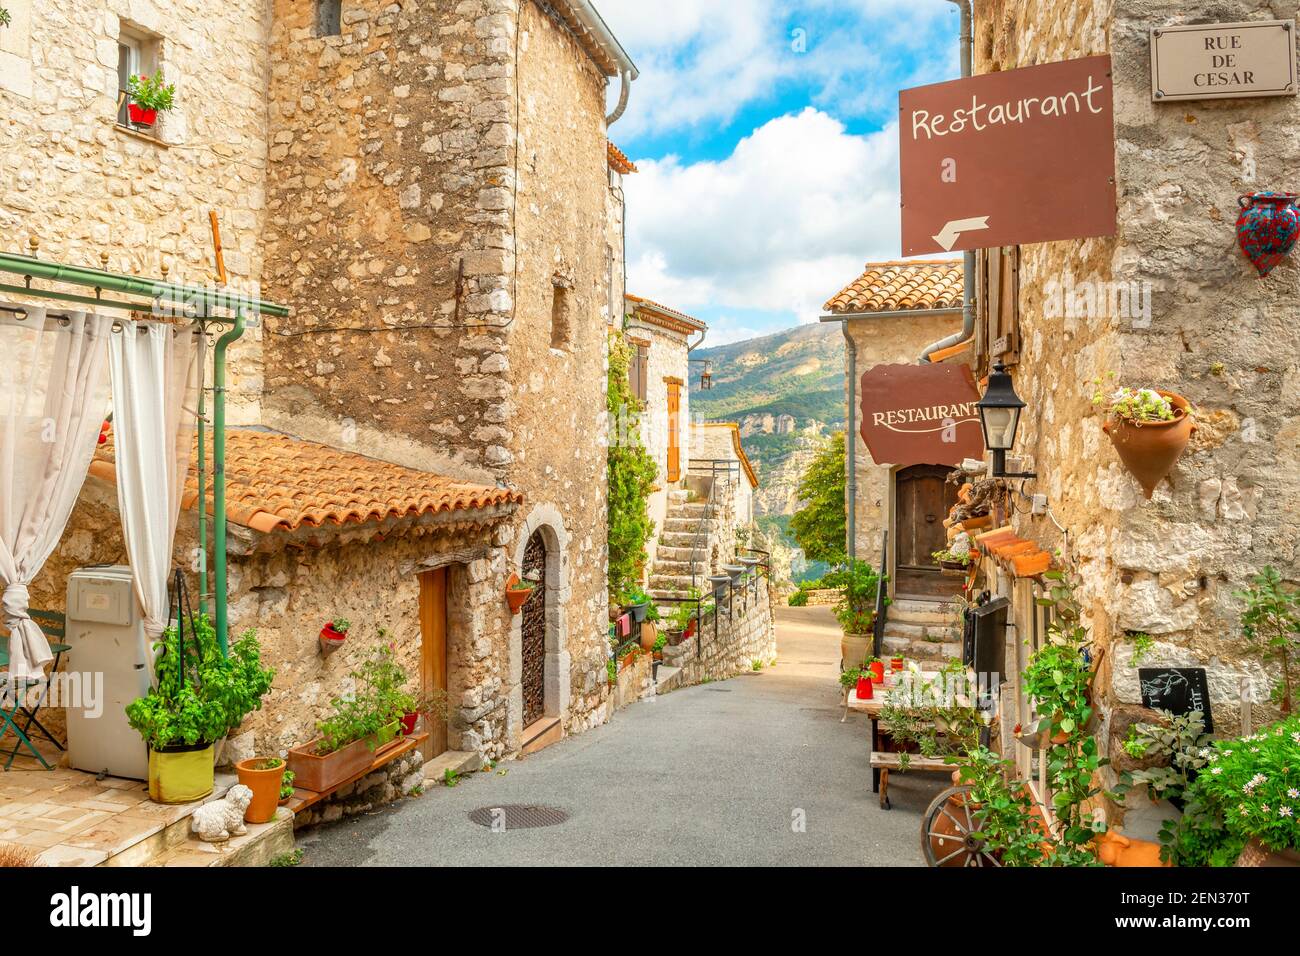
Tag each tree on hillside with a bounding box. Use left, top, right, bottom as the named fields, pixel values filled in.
left=789, top=431, right=846, bottom=566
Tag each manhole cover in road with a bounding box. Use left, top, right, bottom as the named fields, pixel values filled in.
left=468, top=805, right=569, bottom=830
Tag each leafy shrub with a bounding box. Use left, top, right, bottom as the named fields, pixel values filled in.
left=126, top=614, right=274, bottom=751
left=314, top=644, right=415, bottom=754
left=833, top=561, right=883, bottom=635
left=787, top=591, right=809, bottom=607
left=1236, top=566, right=1299, bottom=715
left=789, top=432, right=847, bottom=565
left=607, top=333, right=658, bottom=597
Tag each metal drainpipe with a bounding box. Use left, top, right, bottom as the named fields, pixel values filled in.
left=212, top=310, right=246, bottom=656
left=843, top=327, right=857, bottom=564
left=919, top=0, right=976, bottom=364
left=196, top=328, right=208, bottom=616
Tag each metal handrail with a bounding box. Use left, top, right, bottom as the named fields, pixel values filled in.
left=685, top=459, right=737, bottom=590
left=872, top=530, right=889, bottom=659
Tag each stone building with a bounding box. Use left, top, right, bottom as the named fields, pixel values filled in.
left=622, top=293, right=706, bottom=569
left=822, top=260, right=966, bottom=599
left=7, top=0, right=641, bottom=768
left=959, top=1, right=1300, bottom=798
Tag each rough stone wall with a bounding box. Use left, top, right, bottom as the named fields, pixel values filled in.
left=0, top=0, right=271, bottom=421
left=974, top=1, right=1300, bottom=746
left=842, top=312, right=964, bottom=560
left=626, top=320, right=692, bottom=486
left=260, top=0, right=615, bottom=746
left=223, top=520, right=510, bottom=761
left=660, top=584, right=777, bottom=687
left=510, top=0, right=611, bottom=738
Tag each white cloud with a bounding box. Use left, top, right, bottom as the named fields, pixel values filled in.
left=624, top=108, right=904, bottom=327
left=597, top=0, right=960, bottom=138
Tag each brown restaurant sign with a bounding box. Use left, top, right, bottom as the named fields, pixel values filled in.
left=859, top=363, right=984, bottom=467
left=899, top=55, right=1117, bottom=256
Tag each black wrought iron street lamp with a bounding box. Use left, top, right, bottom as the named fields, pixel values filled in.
left=976, top=362, right=1036, bottom=479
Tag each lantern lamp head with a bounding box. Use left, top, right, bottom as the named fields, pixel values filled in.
left=977, top=362, right=1036, bottom=479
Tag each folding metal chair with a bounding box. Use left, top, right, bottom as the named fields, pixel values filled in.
left=0, top=610, right=71, bottom=770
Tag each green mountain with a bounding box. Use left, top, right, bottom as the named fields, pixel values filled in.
left=690, top=322, right=846, bottom=517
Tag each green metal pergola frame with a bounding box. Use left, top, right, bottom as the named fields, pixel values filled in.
left=0, top=251, right=291, bottom=654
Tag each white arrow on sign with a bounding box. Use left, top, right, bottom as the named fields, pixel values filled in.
left=932, top=216, right=990, bottom=252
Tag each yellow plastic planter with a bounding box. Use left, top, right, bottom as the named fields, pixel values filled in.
left=148, top=743, right=216, bottom=804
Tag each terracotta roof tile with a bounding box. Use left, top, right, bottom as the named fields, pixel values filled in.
left=625, top=294, right=707, bottom=333
left=91, top=428, right=521, bottom=534
left=607, top=141, right=638, bottom=175
left=823, top=260, right=964, bottom=315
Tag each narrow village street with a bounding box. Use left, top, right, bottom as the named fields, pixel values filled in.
left=297, top=606, right=942, bottom=867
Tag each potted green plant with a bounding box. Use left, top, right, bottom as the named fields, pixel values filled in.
left=287, top=644, right=416, bottom=792
left=126, top=614, right=275, bottom=805
left=401, top=687, right=450, bottom=736
left=932, top=548, right=971, bottom=574
left=620, top=586, right=653, bottom=624
left=235, top=756, right=286, bottom=824
left=126, top=70, right=176, bottom=128
left=1092, top=375, right=1195, bottom=499
left=506, top=572, right=536, bottom=614
left=278, top=768, right=296, bottom=806
left=864, top=655, right=885, bottom=684
left=319, top=617, right=350, bottom=654
left=834, top=560, right=884, bottom=671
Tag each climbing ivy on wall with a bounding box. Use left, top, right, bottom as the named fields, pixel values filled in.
left=0, top=8, right=11, bottom=28
left=607, top=332, right=658, bottom=598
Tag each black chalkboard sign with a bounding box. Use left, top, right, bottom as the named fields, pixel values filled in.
left=1138, top=667, right=1213, bottom=733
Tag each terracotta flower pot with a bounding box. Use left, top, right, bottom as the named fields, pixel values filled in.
left=505, top=573, right=534, bottom=614
left=1237, top=192, right=1300, bottom=277
left=639, top=620, right=659, bottom=653
left=1236, top=838, right=1300, bottom=867
left=236, top=758, right=285, bottom=824
left=127, top=103, right=158, bottom=127
left=1102, top=392, right=1195, bottom=499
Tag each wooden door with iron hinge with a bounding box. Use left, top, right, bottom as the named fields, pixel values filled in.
left=418, top=567, right=449, bottom=760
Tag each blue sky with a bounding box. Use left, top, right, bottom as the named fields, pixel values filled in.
left=597, top=0, right=962, bottom=344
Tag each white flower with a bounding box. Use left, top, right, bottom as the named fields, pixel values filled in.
left=1280, top=806, right=1294, bottom=818
left=1239, top=806, right=1250, bottom=816
left=1211, top=766, right=1224, bottom=775
left=1288, top=788, right=1299, bottom=800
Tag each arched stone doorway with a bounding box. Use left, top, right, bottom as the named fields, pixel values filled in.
left=520, top=529, right=548, bottom=728
left=509, top=504, right=571, bottom=753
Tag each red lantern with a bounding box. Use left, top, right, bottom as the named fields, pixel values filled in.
left=855, top=674, right=874, bottom=700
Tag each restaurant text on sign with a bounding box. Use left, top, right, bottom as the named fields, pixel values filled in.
left=908, top=75, right=1108, bottom=141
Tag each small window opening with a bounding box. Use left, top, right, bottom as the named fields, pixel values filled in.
left=551, top=276, right=573, bottom=350
left=317, top=0, right=343, bottom=37
left=116, top=26, right=161, bottom=133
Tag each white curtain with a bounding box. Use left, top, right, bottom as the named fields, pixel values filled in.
left=108, top=321, right=204, bottom=642
left=0, top=306, right=112, bottom=681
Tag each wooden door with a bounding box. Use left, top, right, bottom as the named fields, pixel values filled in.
left=418, top=567, right=449, bottom=759
left=666, top=381, right=681, bottom=483
left=895, top=465, right=955, bottom=569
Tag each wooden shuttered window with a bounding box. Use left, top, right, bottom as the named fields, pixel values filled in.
left=975, top=246, right=1020, bottom=377
left=627, top=341, right=649, bottom=403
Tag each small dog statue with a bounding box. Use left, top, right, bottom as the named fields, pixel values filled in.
left=191, top=784, right=253, bottom=843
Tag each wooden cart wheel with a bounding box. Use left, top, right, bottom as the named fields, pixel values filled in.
left=921, top=785, right=1001, bottom=867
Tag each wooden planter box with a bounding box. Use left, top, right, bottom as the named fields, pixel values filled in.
left=287, top=733, right=401, bottom=793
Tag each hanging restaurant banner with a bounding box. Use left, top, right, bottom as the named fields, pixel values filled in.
left=899, top=55, right=1117, bottom=255
left=859, top=363, right=984, bottom=467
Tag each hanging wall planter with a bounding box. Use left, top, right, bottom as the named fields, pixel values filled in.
left=125, top=70, right=175, bottom=131
left=1236, top=192, right=1299, bottom=277
left=505, top=573, right=535, bottom=614
left=1100, top=390, right=1196, bottom=499
left=319, top=618, right=349, bottom=656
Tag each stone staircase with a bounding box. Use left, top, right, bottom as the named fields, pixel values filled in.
left=647, top=490, right=717, bottom=603
left=881, top=599, right=963, bottom=665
